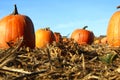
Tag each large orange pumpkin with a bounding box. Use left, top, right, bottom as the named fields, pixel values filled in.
left=35, top=28, right=55, bottom=48
left=54, top=32, right=62, bottom=42
left=0, top=4, right=35, bottom=49
left=71, top=26, right=94, bottom=45
left=107, top=7, right=120, bottom=46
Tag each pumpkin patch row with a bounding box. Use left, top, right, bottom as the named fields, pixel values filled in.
left=0, top=5, right=119, bottom=49
left=0, top=5, right=62, bottom=49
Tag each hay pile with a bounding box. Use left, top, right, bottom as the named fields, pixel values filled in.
left=0, top=39, right=120, bottom=80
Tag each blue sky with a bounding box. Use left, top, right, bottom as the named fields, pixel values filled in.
left=0, top=0, right=120, bottom=37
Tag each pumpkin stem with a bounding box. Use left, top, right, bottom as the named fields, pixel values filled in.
left=117, top=5, right=120, bottom=9
left=12, top=4, right=18, bottom=15
left=83, top=26, right=88, bottom=30
left=44, top=27, right=50, bottom=31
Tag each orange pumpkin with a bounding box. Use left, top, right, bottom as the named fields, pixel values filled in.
left=101, top=37, right=107, bottom=44
left=0, top=4, right=35, bottom=49
left=62, top=37, right=69, bottom=42
left=54, top=32, right=62, bottom=42
left=71, top=26, right=94, bottom=45
left=94, top=37, right=107, bottom=44
left=107, top=7, right=120, bottom=46
left=94, top=39, right=101, bottom=44
left=35, top=28, right=55, bottom=48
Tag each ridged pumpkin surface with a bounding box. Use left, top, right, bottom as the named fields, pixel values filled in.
left=107, top=11, right=120, bottom=46
left=71, top=26, right=94, bottom=45
left=0, top=5, right=35, bottom=49
left=54, top=32, right=62, bottom=42
left=35, top=28, right=55, bottom=48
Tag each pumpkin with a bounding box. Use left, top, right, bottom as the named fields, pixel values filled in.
left=35, top=28, right=55, bottom=48
left=94, top=39, right=101, bottom=44
left=71, top=26, right=94, bottom=45
left=107, top=6, right=120, bottom=46
left=101, top=37, right=107, bottom=44
left=54, top=32, right=62, bottom=42
left=62, top=36, right=69, bottom=42
left=94, top=36, right=107, bottom=44
left=93, top=36, right=99, bottom=44
left=0, top=4, right=35, bottom=49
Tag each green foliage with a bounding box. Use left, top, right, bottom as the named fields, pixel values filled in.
left=99, top=52, right=117, bottom=64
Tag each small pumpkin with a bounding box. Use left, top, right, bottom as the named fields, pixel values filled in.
left=94, top=39, right=101, bottom=44
left=35, top=28, right=55, bottom=48
left=54, top=32, right=62, bottom=42
left=107, top=6, right=120, bottom=46
left=61, top=36, right=69, bottom=43
left=0, top=4, right=35, bottom=49
left=71, top=26, right=94, bottom=45
left=94, top=36, right=107, bottom=44
left=101, top=37, right=107, bottom=44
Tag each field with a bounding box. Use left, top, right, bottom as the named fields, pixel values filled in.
left=0, top=38, right=120, bottom=80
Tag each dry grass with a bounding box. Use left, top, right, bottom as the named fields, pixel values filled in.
left=0, top=39, right=120, bottom=80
